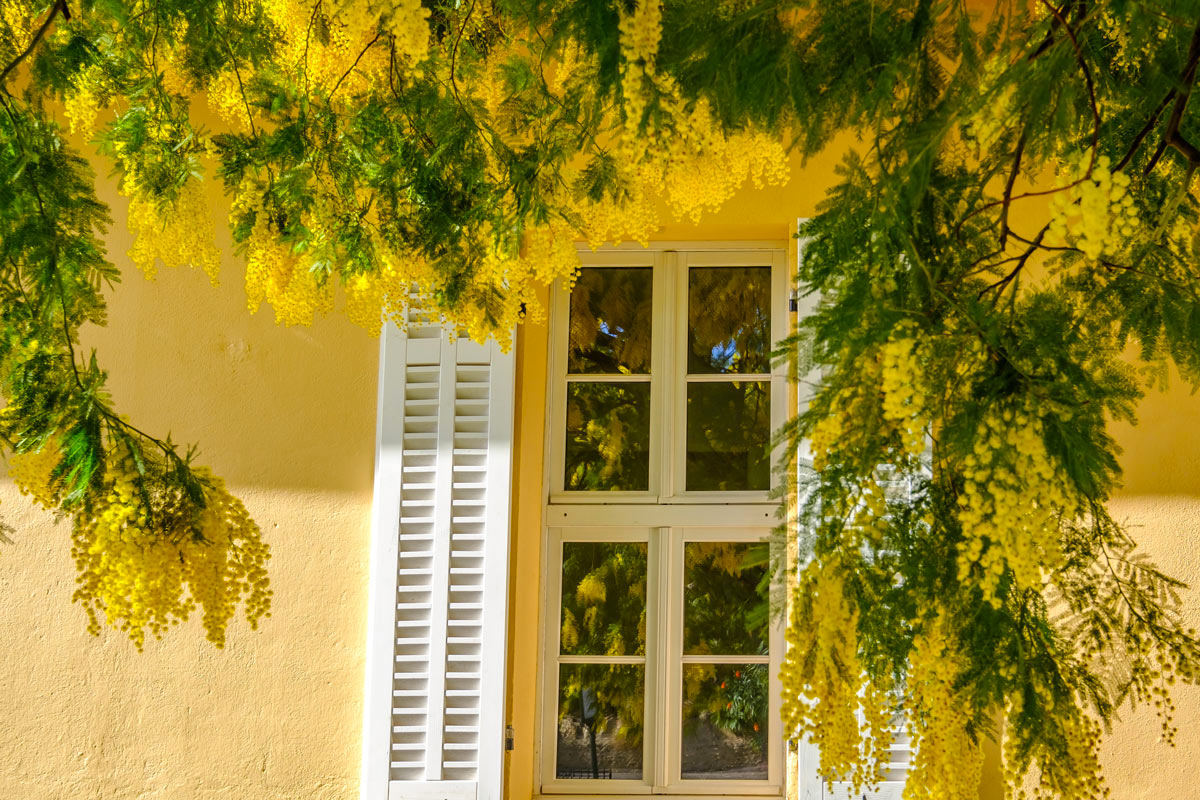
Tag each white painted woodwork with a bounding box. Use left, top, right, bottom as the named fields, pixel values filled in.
left=538, top=245, right=790, bottom=798
left=362, top=310, right=515, bottom=800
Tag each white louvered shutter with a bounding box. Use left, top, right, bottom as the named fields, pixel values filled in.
left=362, top=316, right=515, bottom=800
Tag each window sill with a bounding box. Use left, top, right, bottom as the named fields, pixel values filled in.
left=538, top=782, right=783, bottom=798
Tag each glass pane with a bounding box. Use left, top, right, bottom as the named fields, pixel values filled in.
left=569, top=267, right=653, bottom=374
left=685, top=381, right=770, bottom=491
left=684, top=542, right=769, bottom=656
left=560, top=541, right=648, bottom=657
left=557, top=663, right=645, bottom=780
left=688, top=267, right=771, bottom=374
left=566, top=381, right=651, bottom=491
left=681, top=664, right=768, bottom=780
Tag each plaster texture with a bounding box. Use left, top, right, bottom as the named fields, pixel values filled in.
left=0, top=171, right=378, bottom=799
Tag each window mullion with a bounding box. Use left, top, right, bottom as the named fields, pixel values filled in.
left=660, top=526, right=684, bottom=790
left=550, top=281, right=569, bottom=496
left=770, top=248, right=789, bottom=494
left=654, top=251, right=677, bottom=500
left=643, top=527, right=672, bottom=791
left=669, top=251, right=686, bottom=500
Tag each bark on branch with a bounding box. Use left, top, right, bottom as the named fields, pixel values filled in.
left=0, top=0, right=70, bottom=88
left=1146, top=19, right=1200, bottom=174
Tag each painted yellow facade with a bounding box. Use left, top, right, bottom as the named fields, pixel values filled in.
left=0, top=140, right=1198, bottom=800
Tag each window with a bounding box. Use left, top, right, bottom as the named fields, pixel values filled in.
left=548, top=247, right=788, bottom=501
left=540, top=245, right=788, bottom=797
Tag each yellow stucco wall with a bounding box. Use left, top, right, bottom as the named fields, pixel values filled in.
left=0, top=133, right=1196, bottom=800
left=0, top=171, right=379, bottom=799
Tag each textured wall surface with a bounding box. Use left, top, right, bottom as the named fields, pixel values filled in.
left=0, top=172, right=379, bottom=799
left=1096, top=497, right=1200, bottom=800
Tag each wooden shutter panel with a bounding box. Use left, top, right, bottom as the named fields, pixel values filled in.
left=363, top=318, right=516, bottom=800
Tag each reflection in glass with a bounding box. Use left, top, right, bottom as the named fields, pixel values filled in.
left=569, top=267, right=653, bottom=374
left=688, top=267, right=771, bottom=375
left=686, top=381, right=770, bottom=491
left=684, top=542, right=768, bottom=656
left=566, top=381, right=651, bottom=491
left=560, top=542, right=648, bottom=657
left=557, top=664, right=645, bottom=780
left=681, top=664, right=768, bottom=780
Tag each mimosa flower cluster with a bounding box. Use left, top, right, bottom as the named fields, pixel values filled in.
left=955, top=402, right=1075, bottom=603
left=616, top=0, right=788, bottom=224
left=8, top=438, right=62, bottom=509
left=44, top=0, right=792, bottom=351
left=903, top=610, right=984, bottom=800
left=127, top=184, right=222, bottom=285
left=808, top=352, right=883, bottom=473
left=1049, top=154, right=1141, bottom=261
left=70, top=446, right=271, bottom=649
left=880, top=323, right=929, bottom=458
left=781, top=563, right=893, bottom=792
left=1002, top=686, right=1108, bottom=800
left=963, top=58, right=1015, bottom=151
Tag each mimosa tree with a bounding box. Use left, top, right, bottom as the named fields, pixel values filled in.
left=4, top=0, right=1200, bottom=796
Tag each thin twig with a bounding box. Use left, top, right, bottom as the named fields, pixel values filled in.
left=449, top=0, right=479, bottom=104
left=1116, top=88, right=1175, bottom=172
left=958, top=1, right=1102, bottom=234
left=0, top=0, right=70, bottom=86
left=302, top=0, right=323, bottom=97
left=388, top=38, right=435, bottom=149
left=1041, top=0, right=1101, bottom=166
left=979, top=224, right=1048, bottom=300
left=1027, top=0, right=1072, bottom=60
left=218, top=32, right=258, bottom=137
left=329, top=31, right=382, bottom=99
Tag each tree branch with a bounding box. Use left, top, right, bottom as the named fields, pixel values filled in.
left=1041, top=0, right=1101, bottom=163
left=978, top=223, right=1048, bottom=301
left=998, top=129, right=1027, bottom=250
left=957, top=3, right=1101, bottom=239
left=0, top=0, right=70, bottom=87
left=329, top=30, right=382, bottom=100
left=1028, top=0, right=1073, bottom=61
left=1116, top=89, right=1175, bottom=172
left=1146, top=19, right=1200, bottom=174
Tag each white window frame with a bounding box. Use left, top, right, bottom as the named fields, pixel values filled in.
left=536, top=242, right=790, bottom=799
left=538, top=526, right=784, bottom=797
left=546, top=244, right=789, bottom=504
